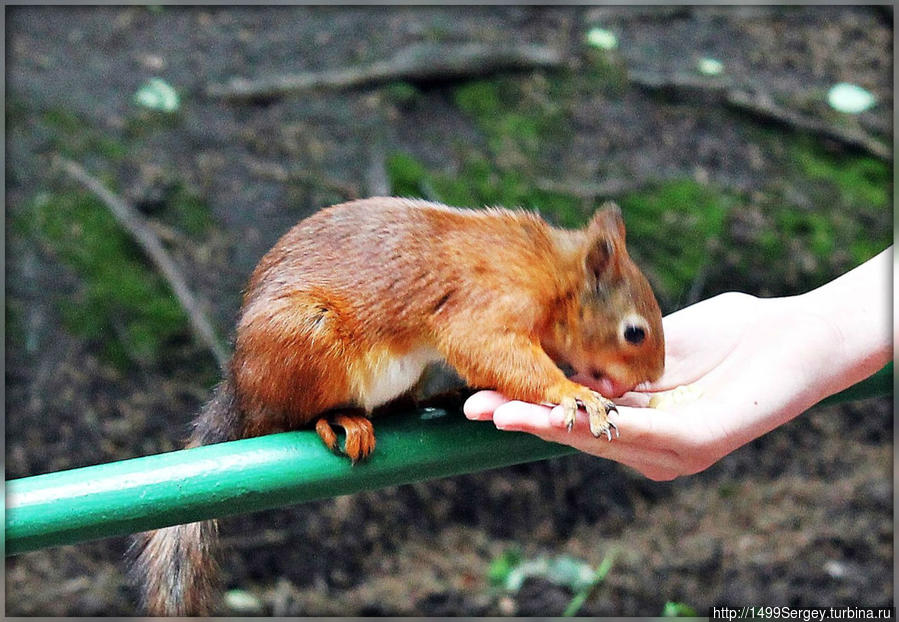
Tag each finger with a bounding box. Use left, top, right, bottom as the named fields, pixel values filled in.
left=464, top=386, right=649, bottom=421
left=463, top=390, right=510, bottom=421
left=636, top=357, right=715, bottom=391
left=546, top=403, right=704, bottom=452
left=469, top=391, right=714, bottom=463
left=491, top=400, right=553, bottom=431
left=489, top=401, right=668, bottom=459
left=493, top=403, right=686, bottom=478
left=607, top=391, right=650, bottom=408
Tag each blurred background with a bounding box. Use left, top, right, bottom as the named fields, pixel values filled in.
left=5, top=6, right=892, bottom=616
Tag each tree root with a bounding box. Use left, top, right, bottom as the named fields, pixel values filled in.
left=206, top=42, right=567, bottom=100
left=53, top=156, right=230, bottom=370
left=629, top=69, right=891, bottom=162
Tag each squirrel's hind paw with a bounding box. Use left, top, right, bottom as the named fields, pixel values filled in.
left=316, top=414, right=376, bottom=463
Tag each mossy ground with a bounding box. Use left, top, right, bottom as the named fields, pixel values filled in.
left=8, top=102, right=216, bottom=370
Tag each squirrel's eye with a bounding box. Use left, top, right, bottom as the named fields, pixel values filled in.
left=623, top=324, right=646, bottom=345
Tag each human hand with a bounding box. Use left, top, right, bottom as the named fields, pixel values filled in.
left=465, top=293, right=804, bottom=480
left=465, top=246, right=892, bottom=481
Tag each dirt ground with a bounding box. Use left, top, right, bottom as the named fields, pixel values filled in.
left=5, top=6, right=893, bottom=616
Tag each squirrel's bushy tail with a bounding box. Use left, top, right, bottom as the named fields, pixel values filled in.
left=129, top=378, right=240, bottom=616
left=130, top=521, right=221, bottom=616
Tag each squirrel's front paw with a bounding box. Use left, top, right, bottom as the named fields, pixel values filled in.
left=550, top=382, right=619, bottom=441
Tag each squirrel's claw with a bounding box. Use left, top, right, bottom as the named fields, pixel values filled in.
left=604, top=407, right=620, bottom=440
left=555, top=386, right=618, bottom=441
left=601, top=418, right=620, bottom=441
left=561, top=396, right=579, bottom=433
left=586, top=394, right=618, bottom=441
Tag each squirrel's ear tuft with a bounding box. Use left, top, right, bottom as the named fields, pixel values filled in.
left=585, top=235, right=615, bottom=281
left=588, top=201, right=626, bottom=242
left=584, top=202, right=625, bottom=280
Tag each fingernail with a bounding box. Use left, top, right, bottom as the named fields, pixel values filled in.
left=493, top=418, right=519, bottom=432
left=462, top=403, right=488, bottom=420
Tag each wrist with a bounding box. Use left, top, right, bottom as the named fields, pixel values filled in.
left=785, top=257, right=891, bottom=404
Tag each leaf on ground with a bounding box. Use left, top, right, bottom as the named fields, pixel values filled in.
left=827, top=82, right=876, bottom=114
left=134, top=77, right=180, bottom=113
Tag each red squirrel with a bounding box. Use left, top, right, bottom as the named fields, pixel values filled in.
left=131, top=197, right=664, bottom=615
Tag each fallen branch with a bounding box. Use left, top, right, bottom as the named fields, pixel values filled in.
left=207, top=42, right=567, bottom=100
left=629, top=69, right=892, bottom=162
left=53, top=156, right=230, bottom=370
left=726, top=89, right=892, bottom=162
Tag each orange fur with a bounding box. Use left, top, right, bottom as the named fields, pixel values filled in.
left=314, top=417, right=339, bottom=452
left=135, top=197, right=665, bottom=615
left=231, top=197, right=663, bottom=442
left=332, top=414, right=376, bottom=463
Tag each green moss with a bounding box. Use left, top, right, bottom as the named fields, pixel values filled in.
left=793, top=137, right=890, bottom=212
left=663, top=126, right=895, bottom=299
left=160, top=182, right=214, bottom=237
left=386, top=152, right=432, bottom=199
left=40, top=107, right=128, bottom=161
left=6, top=97, right=30, bottom=125
left=5, top=298, right=25, bottom=352
left=453, top=77, right=570, bottom=164
left=453, top=80, right=505, bottom=120
left=382, top=81, right=422, bottom=108
left=770, top=137, right=892, bottom=280
left=618, top=180, right=734, bottom=305
left=754, top=202, right=887, bottom=293
left=42, top=108, right=84, bottom=135
left=29, top=191, right=189, bottom=367
left=775, top=209, right=835, bottom=257
left=662, top=601, right=698, bottom=617
left=387, top=151, right=585, bottom=226
left=388, top=75, right=587, bottom=226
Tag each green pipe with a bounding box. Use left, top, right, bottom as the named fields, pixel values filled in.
left=5, top=407, right=577, bottom=556
left=5, top=363, right=891, bottom=555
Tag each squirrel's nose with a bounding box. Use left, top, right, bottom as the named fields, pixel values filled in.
left=582, top=369, right=631, bottom=398
left=598, top=377, right=631, bottom=398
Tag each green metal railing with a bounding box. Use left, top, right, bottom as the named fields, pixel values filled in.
left=5, top=362, right=891, bottom=556
left=5, top=406, right=578, bottom=556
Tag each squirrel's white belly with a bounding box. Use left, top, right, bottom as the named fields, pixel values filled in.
left=357, top=346, right=443, bottom=411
